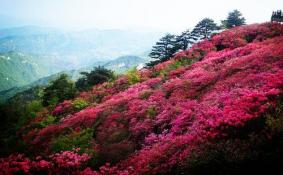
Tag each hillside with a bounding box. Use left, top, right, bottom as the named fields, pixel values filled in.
left=1, top=23, right=283, bottom=174
left=103, top=55, right=145, bottom=73
left=0, top=55, right=145, bottom=102
left=0, top=52, right=50, bottom=91
left=0, top=26, right=159, bottom=97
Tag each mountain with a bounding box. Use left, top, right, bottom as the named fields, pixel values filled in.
left=69, top=55, right=147, bottom=79
left=0, top=26, right=60, bottom=38
left=1, top=23, right=283, bottom=174
left=0, top=26, right=162, bottom=96
left=0, top=51, right=50, bottom=92
left=0, top=55, right=145, bottom=102
left=0, top=26, right=162, bottom=68
left=0, top=15, right=29, bottom=29
left=103, top=55, right=146, bottom=73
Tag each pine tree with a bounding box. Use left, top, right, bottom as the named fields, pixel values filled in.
left=175, top=29, right=194, bottom=50
left=271, top=10, right=283, bottom=22
left=221, top=10, right=246, bottom=29
left=75, top=66, right=115, bottom=91
left=146, top=34, right=179, bottom=67
left=191, top=18, right=219, bottom=41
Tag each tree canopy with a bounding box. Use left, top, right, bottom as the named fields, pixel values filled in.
left=146, top=34, right=179, bottom=67
left=191, top=18, right=219, bottom=41
left=221, top=10, right=246, bottom=29
left=175, top=29, right=194, bottom=50
left=42, top=74, right=76, bottom=106
left=146, top=18, right=220, bottom=67
left=75, top=66, right=115, bottom=91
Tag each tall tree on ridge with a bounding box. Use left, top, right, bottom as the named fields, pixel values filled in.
left=222, top=9, right=246, bottom=29
left=191, top=18, right=219, bottom=41
left=146, top=34, right=179, bottom=67
left=271, top=10, right=283, bottom=22
left=175, top=29, right=194, bottom=50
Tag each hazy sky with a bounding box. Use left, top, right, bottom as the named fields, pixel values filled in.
left=0, top=0, right=282, bottom=32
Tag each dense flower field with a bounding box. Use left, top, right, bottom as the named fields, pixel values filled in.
left=1, top=23, right=283, bottom=175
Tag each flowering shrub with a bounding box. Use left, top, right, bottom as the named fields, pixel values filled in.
left=0, top=154, right=32, bottom=174
left=52, top=100, right=74, bottom=116
left=2, top=23, right=283, bottom=175
left=0, top=149, right=90, bottom=175
left=49, top=149, right=90, bottom=173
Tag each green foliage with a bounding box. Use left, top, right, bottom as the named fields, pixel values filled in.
left=26, top=100, right=43, bottom=118
left=178, top=57, right=193, bottom=66
left=266, top=100, right=283, bottom=132
left=51, top=128, right=94, bottom=153
left=146, top=18, right=218, bottom=67
left=0, top=94, right=44, bottom=155
left=108, top=130, right=129, bottom=143
left=146, top=106, right=157, bottom=119
left=271, top=10, right=283, bottom=22
left=42, top=74, right=76, bottom=106
left=191, top=18, right=219, bottom=41
left=126, top=67, right=141, bottom=85
left=156, top=59, right=192, bottom=78
left=39, top=115, right=56, bottom=128
left=76, top=66, right=115, bottom=91
left=146, top=34, right=180, bottom=67
left=175, top=29, right=194, bottom=50
left=0, top=52, right=48, bottom=92
left=73, top=99, right=89, bottom=110
left=15, top=100, right=44, bottom=130
left=139, top=90, right=153, bottom=100
left=48, top=97, right=59, bottom=108
left=221, top=10, right=246, bottom=29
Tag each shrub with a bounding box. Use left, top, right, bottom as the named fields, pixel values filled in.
left=42, top=74, right=76, bottom=106
left=76, top=66, right=115, bottom=91
left=39, top=115, right=56, bottom=128
left=52, top=100, right=74, bottom=116
left=73, top=99, right=89, bottom=110
left=126, top=67, right=141, bottom=85
left=0, top=150, right=90, bottom=174
left=26, top=100, right=43, bottom=119
left=51, top=128, right=94, bottom=153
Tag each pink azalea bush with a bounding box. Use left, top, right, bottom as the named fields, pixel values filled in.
left=0, top=149, right=90, bottom=175
left=2, top=23, right=283, bottom=174
left=52, top=100, right=74, bottom=116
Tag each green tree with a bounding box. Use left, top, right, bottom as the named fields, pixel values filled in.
left=146, top=34, right=179, bottom=67
left=271, top=10, right=283, bottom=22
left=76, top=66, right=115, bottom=91
left=42, top=74, right=76, bottom=106
left=191, top=18, right=219, bottom=41
left=175, top=29, right=194, bottom=50
left=221, top=10, right=246, bottom=29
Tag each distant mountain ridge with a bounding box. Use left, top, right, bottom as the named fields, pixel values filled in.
left=0, top=55, right=145, bottom=102
left=0, top=26, right=161, bottom=66
left=0, top=51, right=50, bottom=92
left=0, top=26, right=162, bottom=98
left=103, top=55, right=146, bottom=73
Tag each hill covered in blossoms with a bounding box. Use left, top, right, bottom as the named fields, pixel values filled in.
left=1, top=22, right=283, bottom=175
